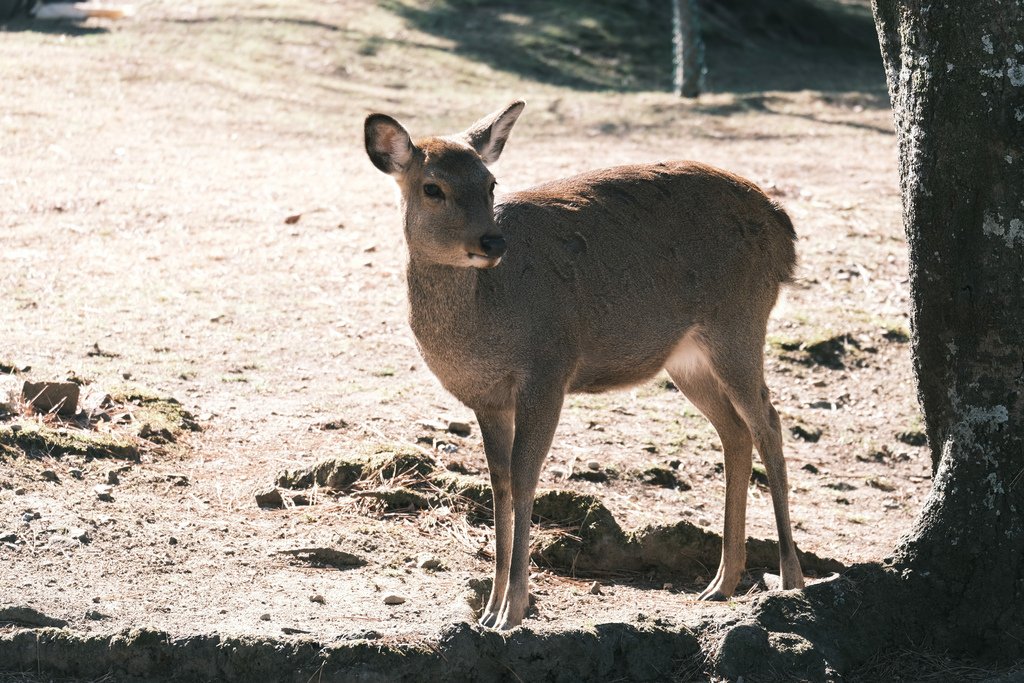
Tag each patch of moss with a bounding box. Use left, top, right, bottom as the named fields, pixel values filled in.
left=0, top=424, right=138, bottom=461
left=110, top=386, right=200, bottom=444
left=359, top=486, right=433, bottom=511
left=277, top=443, right=437, bottom=490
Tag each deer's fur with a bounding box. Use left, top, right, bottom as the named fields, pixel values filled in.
left=364, top=101, right=804, bottom=630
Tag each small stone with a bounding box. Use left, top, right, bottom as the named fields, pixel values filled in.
left=10, top=424, right=22, bottom=433
left=41, top=470, right=60, bottom=483
left=416, top=554, right=442, bottom=570
left=383, top=594, right=406, bottom=605
left=866, top=476, right=896, bottom=492
left=69, top=468, right=84, bottom=479
left=446, top=421, right=471, bottom=437
left=67, top=527, right=89, bottom=542
left=94, top=484, right=114, bottom=502
left=13, top=487, right=26, bottom=496
left=85, top=609, right=109, bottom=621
left=106, top=470, right=120, bottom=485
left=254, top=486, right=284, bottom=509
left=260, top=613, right=271, bottom=621
left=21, top=381, right=80, bottom=416
left=801, top=463, right=820, bottom=474
left=168, top=536, right=178, bottom=546
left=310, top=594, right=326, bottom=604
left=0, top=531, right=18, bottom=543
left=589, top=581, right=602, bottom=595
left=587, top=460, right=601, bottom=471
left=92, top=596, right=101, bottom=603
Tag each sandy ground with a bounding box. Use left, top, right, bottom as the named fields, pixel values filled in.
left=0, top=0, right=930, bottom=663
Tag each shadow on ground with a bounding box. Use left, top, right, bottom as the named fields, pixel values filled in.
left=385, top=0, right=885, bottom=96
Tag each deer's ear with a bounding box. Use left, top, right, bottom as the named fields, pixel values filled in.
left=460, top=100, right=525, bottom=165
left=365, top=114, right=415, bottom=175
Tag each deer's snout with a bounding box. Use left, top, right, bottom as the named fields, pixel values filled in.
left=479, top=234, right=507, bottom=259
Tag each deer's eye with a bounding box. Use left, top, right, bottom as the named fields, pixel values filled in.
left=423, top=183, right=444, bottom=199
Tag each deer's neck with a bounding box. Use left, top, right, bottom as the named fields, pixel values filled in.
left=406, top=259, right=483, bottom=347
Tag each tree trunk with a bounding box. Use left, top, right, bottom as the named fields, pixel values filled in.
left=873, top=0, right=1024, bottom=658
left=708, top=4, right=1023, bottom=678
left=672, top=0, right=705, bottom=98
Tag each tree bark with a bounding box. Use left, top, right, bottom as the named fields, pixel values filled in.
left=873, top=0, right=1024, bottom=658
left=672, top=0, right=705, bottom=98
left=709, top=4, right=1023, bottom=678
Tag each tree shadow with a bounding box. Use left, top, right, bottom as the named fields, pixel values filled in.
left=385, top=0, right=885, bottom=97
left=1, top=16, right=109, bottom=36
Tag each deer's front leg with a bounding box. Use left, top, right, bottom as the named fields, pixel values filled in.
left=494, top=385, right=564, bottom=630
left=476, top=408, right=514, bottom=628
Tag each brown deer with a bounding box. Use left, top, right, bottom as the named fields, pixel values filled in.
left=364, top=101, right=805, bottom=630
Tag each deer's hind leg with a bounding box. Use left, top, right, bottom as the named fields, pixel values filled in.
left=701, top=328, right=805, bottom=593
left=666, top=337, right=755, bottom=600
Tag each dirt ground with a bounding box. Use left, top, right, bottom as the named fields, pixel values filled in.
left=0, top=1, right=933, bottom=679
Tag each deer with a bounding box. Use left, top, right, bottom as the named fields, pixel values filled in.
left=363, top=101, right=805, bottom=630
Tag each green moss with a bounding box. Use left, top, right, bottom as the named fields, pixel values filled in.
left=109, top=385, right=200, bottom=444
left=0, top=423, right=138, bottom=461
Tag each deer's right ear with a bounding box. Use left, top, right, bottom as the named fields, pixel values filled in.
left=365, top=114, right=415, bottom=176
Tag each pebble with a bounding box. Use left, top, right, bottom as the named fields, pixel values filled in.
left=69, top=468, right=83, bottom=479
left=94, top=485, right=114, bottom=502
left=106, top=470, right=120, bottom=485
left=0, top=531, right=18, bottom=543
left=416, top=554, right=442, bottom=570
left=446, top=421, right=471, bottom=437
left=13, top=487, right=26, bottom=495
left=41, top=470, right=60, bottom=483
left=383, top=594, right=406, bottom=605
left=310, top=594, right=326, bottom=604
left=168, top=536, right=178, bottom=546
left=587, top=460, right=601, bottom=471
left=85, top=610, right=109, bottom=621
left=67, top=527, right=89, bottom=542
left=254, top=486, right=283, bottom=508
left=260, top=613, right=271, bottom=621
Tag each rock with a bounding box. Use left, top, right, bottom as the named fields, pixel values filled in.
left=22, top=381, right=80, bottom=416
left=446, top=421, right=471, bottom=437
left=254, top=486, right=284, bottom=508
left=896, top=430, right=927, bottom=447
left=106, top=469, right=120, bottom=485
left=587, top=460, right=601, bottom=471
left=67, top=527, right=90, bottom=542
left=260, top=613, right=271, bottom=621
left=789, top=425, right=822, bottom=443
left=85, top=609, right=109, bottom=621
left=416, top=553, right=442, bottom=570
left=640, top=466, right=687, bottom=489
left=865, top=476, right=896, bottom=492
left=41, top=469, right=60, bottom=483
left=310, top=594, right=326, bottom=604
left=94, top=484, right=114, bottom=502
left=0, top=531, right=18, bottom=543
left=589, top=581, right=602, bottom=595
left=69, top=468, right=84, bottom=479
left=168, top=536, right=178, bottom=546
left=801, top=463, right=820, bottom=474
left=383, top=594, right=406, bottom=605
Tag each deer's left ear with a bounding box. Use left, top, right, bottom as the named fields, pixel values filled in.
left=460, top=101, right=525, bottom=165
left=365, top=113, right=416, bottom=176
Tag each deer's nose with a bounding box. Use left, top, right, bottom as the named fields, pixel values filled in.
left=479, top=234, right=506, bottom=258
